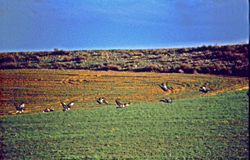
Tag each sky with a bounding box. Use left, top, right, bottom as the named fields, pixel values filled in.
left=0, top=0, right=248, bottom=52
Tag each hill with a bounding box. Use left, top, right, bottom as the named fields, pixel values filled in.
left=0, top=44, right=248, bottom=77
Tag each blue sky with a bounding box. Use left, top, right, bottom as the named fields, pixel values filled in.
left=0, top=0, right=248, bottom=52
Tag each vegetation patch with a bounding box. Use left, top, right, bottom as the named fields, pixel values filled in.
left=0, top=90, right=248, bottom=159
left=0, top=44, right=248, bottom=76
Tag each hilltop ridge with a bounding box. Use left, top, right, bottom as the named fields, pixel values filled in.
left=0, top=44, right=248, bottom=76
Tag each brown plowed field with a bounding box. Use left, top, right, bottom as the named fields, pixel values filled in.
left=0, top=69, right=248, bottom=116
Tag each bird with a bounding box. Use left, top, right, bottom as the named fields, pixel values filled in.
left=96, top=97, right=108, bottom=104
left=160, top=97, right=172, bottom=103
left=61, top=101, right=74, bottom=111
left=199, top=86, right=210, bottom=93
left=159, top=82, right=173, bottom=92
left=15, top=103, right=25, bottom=114
left=43, top=108, right=54, bottom=112
left=115, top=99, right=130, bottom=108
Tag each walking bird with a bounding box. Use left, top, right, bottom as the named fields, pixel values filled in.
left=160, top=97, right=172, bottom=103
left=15, top=103, right=25, bottom=114
left=97, top=97, right=108, bottom=104
left=199, top=86, right=210, bottom=93
left=61, top=101, right=74, bottom=111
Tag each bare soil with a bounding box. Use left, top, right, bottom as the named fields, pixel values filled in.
left=0, top=69, right=248, bottom=116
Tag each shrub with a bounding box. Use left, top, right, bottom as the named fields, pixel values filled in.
left=108, top=64, right=122, bottom=71
left=231, top=65, right=249, bottom=77
left=0, top=62, right=18, bottom=69
left=74, top=55, right=86, bottom=63
left=60, top=55, right=73, bottom=62
left=199, top=66, right=210, bottom=74
left=133, top=64, right=161, bottom=72
left=98, top=63, right=122, bottom=71
left=0, top=54, right=15, bottom=63
left=54, top=62, right=64, bottom=70
left=147, top=55, right=161, bottom=60
left=223, top=51, right=235, bottom=60
left=121, top=54, right=130, bottom=58
left=180, top=63, right=195, bottom=73
left=51, top=49, right=69, bottom=56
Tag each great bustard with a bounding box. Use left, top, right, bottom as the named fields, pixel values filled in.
left=159, top=82, right=173, bottom=92
left=97, top=97, right=109, bottom=104
left=43, top=108, right=55, bottom=112
left=61, top=101, right=74, bottom=111
left=160, top=97, right=172, bottom=103
left=15, top=103, right=25, bottom=114
left=115, top=99, right=130, bottom=108
left=199, top=86, right=210, bottom=93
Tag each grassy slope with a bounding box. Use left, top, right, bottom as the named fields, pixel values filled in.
left=0, top=90, right=249, bottom=159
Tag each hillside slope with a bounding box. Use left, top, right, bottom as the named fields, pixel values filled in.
left=0, top=44, right=248, bottom=76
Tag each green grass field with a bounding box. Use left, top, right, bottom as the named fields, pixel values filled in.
left=0, top=90, right=249, bottom=159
